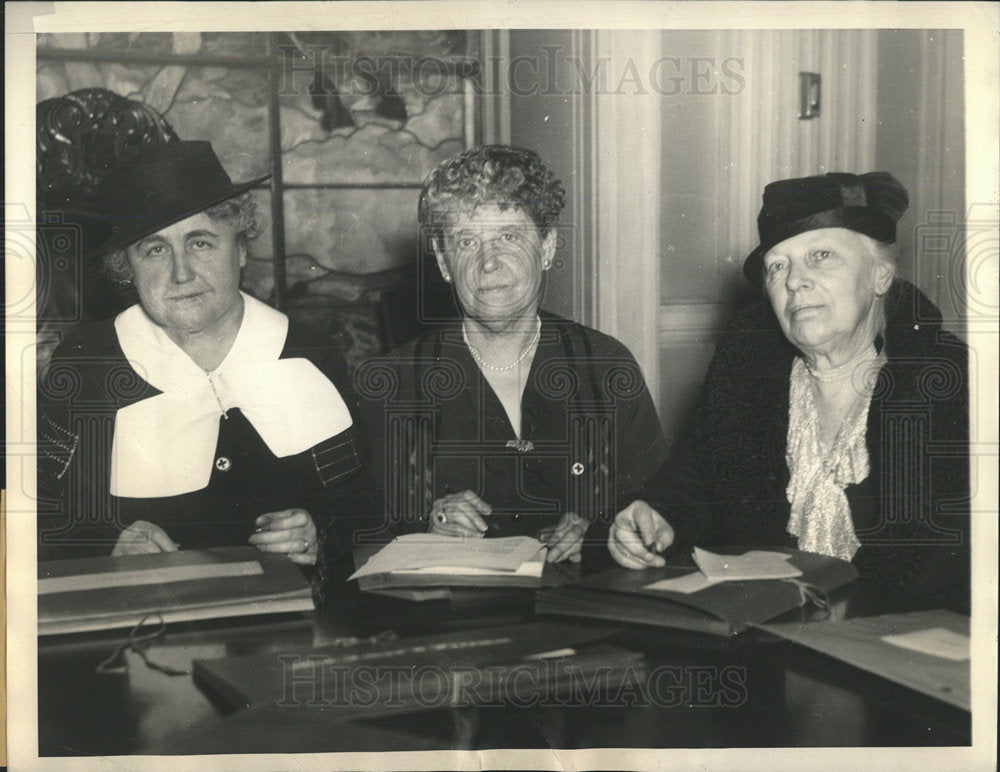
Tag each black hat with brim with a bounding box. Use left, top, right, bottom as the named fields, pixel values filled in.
left=743, top=171, right=909, bottom=284
left=89, top=140, right=270, bottom=258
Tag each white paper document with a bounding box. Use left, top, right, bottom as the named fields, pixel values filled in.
left=349, top=534, right=546, bottom=580
left=390, top=561, right=545, bottom=578
left=643, top=571, right=720, bottom=595
left=38, top=560, right=264, bottom=595
left=643, top=548, right=802, bottom=593
left=881, top=627, right=971, bottom=661
left=693, top=547, right=802, bottom=582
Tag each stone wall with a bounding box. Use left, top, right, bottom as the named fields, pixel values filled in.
left=37, top=30, right=473, bottom=370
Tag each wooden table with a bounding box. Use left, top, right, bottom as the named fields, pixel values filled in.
left=37, top=558, right=970, bottom=756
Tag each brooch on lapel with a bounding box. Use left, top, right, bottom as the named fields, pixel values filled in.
left=505, top=439, right=534, bottom=453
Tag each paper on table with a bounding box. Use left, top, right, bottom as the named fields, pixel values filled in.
left=642, top=548, right=803, bottom=593
left=693, top=547, right=802, bottom=581
left=881, top=627, right=970, bottom=661
left=643, top=571, right=720, bottom=594
left=349, top=534, right=545, bottom=580
left=390, top=559, right=544, bottom=579
left=38, top=560, right=264, bottom=595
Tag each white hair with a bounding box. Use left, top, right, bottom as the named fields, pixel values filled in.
left=861, top=234, right=899, bottom=337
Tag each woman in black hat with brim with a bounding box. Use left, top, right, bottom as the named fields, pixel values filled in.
left=608, top=172, right=970, bottom=608
left=38, top=141, right=372, bottom=578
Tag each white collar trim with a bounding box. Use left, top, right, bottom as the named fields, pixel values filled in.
left=110, top=293, right=352, bottom=498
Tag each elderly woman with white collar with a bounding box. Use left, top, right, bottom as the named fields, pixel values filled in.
left=609, top=172, right=969, bottom=607
left=38, top=141, right=371, bottom=569
left=358, top=145, right=667, bottom=563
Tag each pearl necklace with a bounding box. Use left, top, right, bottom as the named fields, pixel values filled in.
left=462, top=317, right=542, bottom=372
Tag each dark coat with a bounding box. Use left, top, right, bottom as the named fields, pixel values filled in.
left=356, top=311, right=669, bottom=546
left=641, top=280, right=969, bottom=608
left=37, top=317, right=373, bottom=564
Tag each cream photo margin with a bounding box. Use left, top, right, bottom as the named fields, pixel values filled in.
left=5, top=2, right=998, bottom=770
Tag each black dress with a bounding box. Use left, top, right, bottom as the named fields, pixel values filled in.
left=356, top=311, right=669, bottom=551
left=639, top=280, right=970, bottom=608
left=37, top=306, right=373, bottom=566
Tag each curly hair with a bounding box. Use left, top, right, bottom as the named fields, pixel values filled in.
left=102, top=191, right=264, bottom=285
left=418, top=145, right=566, bottom=243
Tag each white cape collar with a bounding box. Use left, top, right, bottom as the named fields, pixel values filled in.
left=110, top=292, right=352, bottom=498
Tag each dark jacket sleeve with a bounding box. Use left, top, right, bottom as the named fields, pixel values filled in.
left=635, top=299, right=796, bottom=555
left=286, top=324, right=379, bottom=561
left=37, top=326, right=128, bottom=560
left=610, top=353, right=670, bottom=509
left=636, top=431, right=715, bottom=555
left=853, top=325, right=971, bottom=609
left=590, top=339, right=669, bottom=546
left=918, top=333, right=971, bottom=607
left=351, top=352, right=416, bottom=542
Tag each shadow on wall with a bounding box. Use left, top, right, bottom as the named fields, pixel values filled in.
left=658, top=267, right=762, bottom=451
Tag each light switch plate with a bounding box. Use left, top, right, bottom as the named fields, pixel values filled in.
left=799, top=72, right=821, bottom=119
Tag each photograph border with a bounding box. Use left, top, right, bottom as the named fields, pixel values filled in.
left=6, top=2, right=998, bottom=769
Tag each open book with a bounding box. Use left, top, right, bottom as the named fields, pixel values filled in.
left=38, top=546, right=315, bottom=636
left=350, top=534, right=555, bottom=590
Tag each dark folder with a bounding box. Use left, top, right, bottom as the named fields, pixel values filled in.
left=535, top=548, right=858, bottom=637
left=38, top=546, right=315, bottom=636
left=193, top=621, right=641, bottom=718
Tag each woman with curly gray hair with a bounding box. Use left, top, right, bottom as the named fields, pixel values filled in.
left=38, top=141, right=372, bottom=579
left=359, top=145, right=667, bottom=563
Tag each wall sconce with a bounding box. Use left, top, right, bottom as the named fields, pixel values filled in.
left=799, top=72, right=821, bottom=119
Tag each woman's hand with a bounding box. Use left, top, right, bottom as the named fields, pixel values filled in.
left=540, top=512, right=588, bottom=563
left=248, top=509, right=318, bottom=566
left=112, top=520, right=180, bottom=556
left=608, top=500, right=674, bottom=569
left=428, top=490, right=492, bottom=537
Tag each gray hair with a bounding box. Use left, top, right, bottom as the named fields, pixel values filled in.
left=864, top=236, right=899, bottom=338
left=418, top=145, right=566, bottom=249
